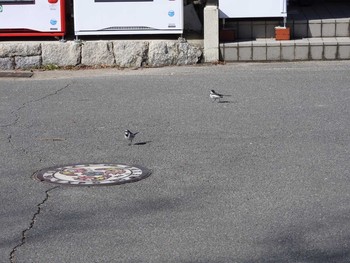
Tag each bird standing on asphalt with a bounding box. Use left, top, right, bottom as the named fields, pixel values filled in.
left=210, top=89, right=224, bottom=102
left=124, top=129, right=139, bottom=146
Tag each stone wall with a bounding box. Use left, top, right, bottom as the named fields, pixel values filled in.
left=0, top=40, right=203, bottom=70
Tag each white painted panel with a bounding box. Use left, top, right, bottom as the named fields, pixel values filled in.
left=0, top=0, right=62, bottom=31
left=219, top=0, right=287, bottom=18
left=73, top=0, right=183, bottom=35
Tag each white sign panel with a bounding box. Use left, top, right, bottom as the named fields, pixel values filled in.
left=73, top=0, right=183, bottom=35
left=219, top=0, right=287, bottom=18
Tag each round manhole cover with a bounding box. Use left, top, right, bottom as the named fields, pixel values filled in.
left=34, top=163, right=151, bottom=186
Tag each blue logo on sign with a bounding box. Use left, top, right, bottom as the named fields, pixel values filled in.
left=50, top=19, right=57, bottom=25
left=168, top=10, right=175, bottom=17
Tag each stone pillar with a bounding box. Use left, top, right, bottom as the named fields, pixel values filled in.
left=204, top=1, right=219, bottom=62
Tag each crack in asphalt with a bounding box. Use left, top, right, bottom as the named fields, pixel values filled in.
left=3, top=84, right=71, bottom=166
left=7, top=134, right=12, bottom=145
left=7, top=133, right=50, bottom=164
left=4, top=84, right=67, bottom=261
left=1, top=84, right=71, bottom=128
left=9, top=186, right=60, bottom=263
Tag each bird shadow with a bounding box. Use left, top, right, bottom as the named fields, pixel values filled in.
left=218, top=100, right=234, bottom=104
left=133, top=141, right=152, bottom=146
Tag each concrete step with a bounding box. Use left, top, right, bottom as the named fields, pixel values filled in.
left=220, top=37, right=350, bottom=61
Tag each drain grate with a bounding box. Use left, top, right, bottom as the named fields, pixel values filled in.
left=33, top=163, right=151, bottom=186
left=0, top=71, right=33, bottom=78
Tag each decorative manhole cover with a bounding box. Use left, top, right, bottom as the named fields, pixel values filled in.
left=34, top=163, right=151, bottom=186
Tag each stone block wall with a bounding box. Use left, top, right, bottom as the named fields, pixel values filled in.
left=0, top=40, right=203, bottom=70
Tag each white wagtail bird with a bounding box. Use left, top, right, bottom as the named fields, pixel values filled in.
left=210, top=89, right=224, bottom=102
left=124, top=129, right=139, bottom=146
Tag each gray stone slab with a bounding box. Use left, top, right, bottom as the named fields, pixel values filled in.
left=81, top=41, right=115, bottom=66
left=42, top=41, right=81, bottom=67
left=308, top=21, right=322, bottom=38
left=309, top=43, right=324, bottom=60
left=281, top=41, right=295, bottom=61
left=222, top=42, right=239, bottom=47
left=176, top=42, right=202, bottom=65
left=223, top=47, right=238, bottom=61
left=147, top=41, right=201, bottom=67
left=294, top=38, right=310, bottom=45
left=221, top=43, right=238, bottom=61
left=324, top=44, right=338, bottom=60
left=335, top=21, right=350, bottom=37
left=113, top=41, right=149, bottom=68
left=337, top=38, right=350, bottom=59
left=147, top=41, right=177, bottom=66
left=238, top=41, right=252, bottom=61
left=338, top=45, right=350, bottom=59
left=0, top=57, right=14, bottom=70
left=336, top=37, right=350, bottom=43
left=15, top=56, right=41, bottom=69
left=0, top=42, right=41, bottom=57
left=322, top=37, right=338, bottom=45
left=295, top=39, right=310, bottom=60
left=266, top=40, right=281, bottom=61
left=308, top=38, right=323, bottom=43
left=323, top=40, right=337, bottom=60
left=252, top=41, right=266, bottom=61
left=322, top=19, right=336, bottom=37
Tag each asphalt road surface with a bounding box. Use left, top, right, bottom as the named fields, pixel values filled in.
left=1, top=61, right=350, bottom=263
